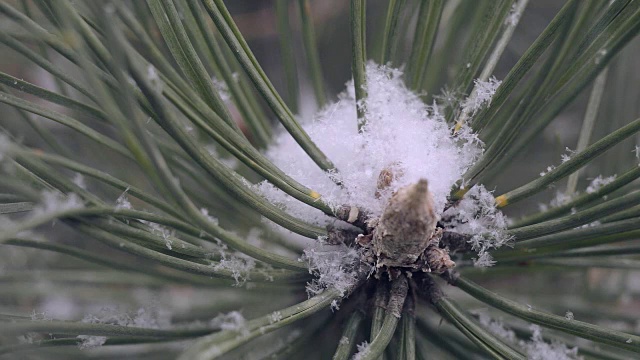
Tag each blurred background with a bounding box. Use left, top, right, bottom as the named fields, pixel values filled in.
left=1, top=1, right=640, bottom=358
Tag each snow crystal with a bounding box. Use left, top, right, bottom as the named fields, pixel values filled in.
left=269, top=311, right=283, bottom=324
left=212, top=76, right=231, bottom=103
left=539, top=191, right=574, bottom=212
left=212, top=253, right=256, bottom=286
left=339, top=336, right=350, bottom=345
left=257, top=63, right=482, bottom=225
left=77, top=307, right=164, bottom=349
left=200, top=207, right=219, bottom=225
left=77, top=335, right=107, bottom=349
left=441, top=185, right=511, bottom=267
left=540, top=165, right=556, bottom=177
left=353, top=341, right=370, bottom=360
left=586, top=175, right=616, bottom=194
left=476, top=310, right=516, bottom=343
left=522, top=325, right=582, bottom=360
left=147, top=65, right=162, bottom=91
left=72, top=173, right=87, bottom=189
left=210, top=311, right=248, bottom=336
left=301, top=242, right=361, bottom=296
left=506, top=2, right=522, bottom=26
left=478, top=313, right=582, bottom=360
left=565, top=311, right=574, bottom=321
left=462, top=76, right=502, bottom=114
left=115, top=188, right=132, bottom=210
left=32, top=191, right=84, bottom=217
left=561, top=148, right=576, bottom=163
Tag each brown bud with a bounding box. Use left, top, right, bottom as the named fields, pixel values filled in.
left=373, top=179, right=439, bottom=267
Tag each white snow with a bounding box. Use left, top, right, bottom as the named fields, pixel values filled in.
left=301, top=241, right=361, bottom=296
left=77, top=307, right=165, bottom=350
left=257, top=63, right=483, bottom=223
left=210, top=311, right=248, bottom=336
left=586, top=175, right=616, bottom=194
left=478, top=312, right=583, bottom=360
left=441, top=185, right=512, bottom=267
left=523, top=325, right=582, bottom=360
left=462, top=76, right=502, bottom=114
left=32, top=191, right=84, bottom=217
left=352, top=341, right=371, bottom=360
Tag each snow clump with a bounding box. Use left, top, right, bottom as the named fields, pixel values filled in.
left=257, top=63, right=483, bottom=223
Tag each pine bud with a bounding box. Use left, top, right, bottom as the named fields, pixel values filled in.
left=373, top=179, right=439, bottom=267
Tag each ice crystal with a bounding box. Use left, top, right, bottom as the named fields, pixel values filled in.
left=462, top=76, right=502, bottom=114
left=353, top=341, right=371, bottom=360
left=522, top=325, right=582, bottom=360
left=301, top=242, right=361, bottom=296
left=32, top=191, right=84, bottom=217
left=586, top=175, right=616, bottom=194
left=212, top=253, right=256, bottom=286
left=212, top=76, right=231, bottom=103
left=210, top=311, right=248, bottom=336
left=479, top=313, right=582, bottom=360
left=565, top=311, right=574, bottom=321
left=441, top=185, right=511, bottom=267
left=77, top=307, right=164, bottom=349
left=115, top=188, right=132, bottom=210
left=269, top=311, right=283, bottom=324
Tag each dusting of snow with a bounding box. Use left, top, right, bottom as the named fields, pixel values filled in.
left=330, top=299, right=340, bottom=311
left=462, top=76, right=502, bottom=115
left=441, top=185, right=512, bottom=267
left=301, top=241, right=361, bottom=296
left=586, top=175, right=616, bottom=194
left=257, top=63, right=482, bottom=223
